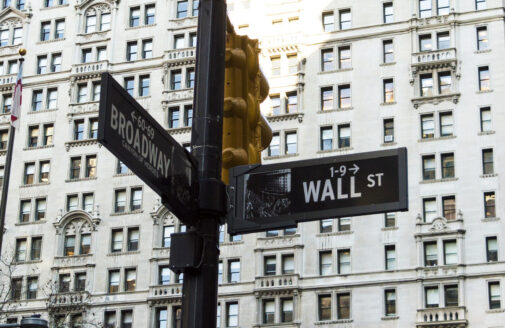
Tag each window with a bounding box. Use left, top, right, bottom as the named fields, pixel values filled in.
left=321, top=49, right=334, bottom=71
left=322, top=12, right=334, bottom=32
left=28, top=126, right=38, bottom=147
left=39, top=161, right=50, bottom=183
left=35, top=198, right=46, bottom=220
left=82, top=49, right=92, bottom=63
left=419, top=0, right=432, bottom=18
left=20, top=200, right=30, bottom=222
left=441, top=153, right=454, bottom=178
left=424, top=241, right=437, bottom=266
left=32, top=90, right=43, bottom=111
left=0, top=130, right=7, bottom=150
left=438, top=72, right=451, bottom=94
left=8, top=60, right=17, bottom=74
left=156, top=308, right=167, bottom=328
left=158, top=266, right=171, bottom=285
left=226, top=302, right=238, bottom=327
left=338, top=124, right=350, bottom=148
left=425, top=286, right=439, bottom=307
left=421, top=73, right=433, bottom=96
left=268, top=133, right=280, bottom=156
left=423, top=198, right=437, bottom=222
left=338, top=84, right=351, bottom=108
left=286, top=92, right=297, bottom=113
left=480, top=107, right=491, bottom=132
left=104, top=311, right=116, bottom=328
left=171, top=70, right=182, bottom=90
left=130, top=7, right=140, bottom=27
left=437, top=0, right=450, bottom=15
left=127, top=227, right=139, bottom=251
left=271, top=56, right=280, bottom=76
left=70, top=157, right=81, bottom=179
left=287, top=54, right=297, bottom=74
left=444, top=285, right=458, bottom=306
left=174, top=34, right=185, bottom=49
left=383, top=119, right=394, bottom=143
left=184, top=105, right=193, bottom=126
left=51, top=53, right=61, bottom=72
left=382, top=39, right=394, bottom=63
left=89, top=118, right=98, bottom=138
left=112, top=229, right=123, bottom=252
left=320, top=87, right=333, bottom=111
left=26, top=277, right=38, bottom=299
left=385, top=245, right=396, bottom=270
left=484, top=191, right=495, bottom=218
left=318, top=294, right=331, bottom=320
left=15, top=238, right=26, bottom=261
left=228, top=259, right=240, bottom=283
left=117, top=161, right=128, bottom=174
left=338, top=249, right=350, bottom=274
left=125, top=268, right=136, bottom=291
left=489, top=282, right=501, bottom=309
left=85, top=15, right=96, bottom=33
left=168, top=107, right=180, bottom=128
left=192, top=0, right=199, bottom=16
left=320, top=127, right=333, bottom=151
left=85, top=155, right=97, bottom=178
left=439, top=112, right=453, bottom=137
left=97, top=47, right=107, bottom=61
left=421, top=114, right=434, bottom=139
left=126, top=42, right=137, bottom=61
left=482, top=148, right=494, bottom=174
left=419, top=34, right=432, bottom=51
left=115, top=189, right=126, bottom=213
left=101, top=13, right=111, bottom=30
left=218, top=261, right=223, bottom=284
left=281, top=298, right=293, bottom=322
left=476, top=0, right=486, bottom=10
left=121, top=310, right=133, bottom=328
left=383, top=3, right=393, bottom=23
left=270, top=95, right=280, bottom=115
left=130, top=188, right=142, bottom=211
left=337, top=293, right=350, bottom=319
left=11, top=278, right=21, bottom=300
left=139, top=75, right=149, bottom=96
left=177, top=0, right=188, bottom=18
left=64, top=234, right=75, bottom=256
left=477, top=26, right=488, bottom=50
left=162, top=225, right=174, bottom=248
left=145, top=4, right=155, bottom=25
left=486, top=236, right=498, bottom=262
left=338, top=46, right=351, bottom=69
left=24, top=163, right=35, bottom=184
left=77, top=84, right=87, bottom=103
left=2, top=95, right=11, bottom=113
left=264, top=256, right=276, bottom=276
left=383, top=79, right=394, bottom=103
left=385, top=213, right=396, bottom=227
left=190, top=33, right=197, bottom=47
left=16, top=0, right=24, bottom=10
left=385, top=290, right=396, bottom=316
left=263, top=300, right=274, bottom=324
left=75, top=273, right=86, bottom=291
left=442, top=196, right=455, bottom=220
left=142, top=39, right=153, bottom=59
left=0, top=29, right=7, bottom=46
left=66, top=195, right=78, bottom=212
left=47, top=88, right=57, bottom=109
left=108, top=270, right=120, bottom=293
left=443, top=240, right=457, bottom=265
left=282, top=254, right=294, bottom=274
left=40, top=22, right=50, bottom=41
left=266, top=230, right=278, bottom=237
left=124, top=77, right=134, bottom=96
left=83, top=193, right=94, bottom=213
left=37, top=56, right=47, bottom=74
left=59, top=274, right=70, bottom=292
left=339, top=9, right=351, bottom=30
left=80, top=234, right=91, bottom=255
left=285, top=132, right=297, bottom=154
left=478, top=66, right=490, bottom=91
left=437, top=32, right=450, bottom=49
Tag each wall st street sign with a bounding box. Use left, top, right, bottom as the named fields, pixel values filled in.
left=227, top=148, right=408, bottom=234
left=97, top=72, right=198, bottom=224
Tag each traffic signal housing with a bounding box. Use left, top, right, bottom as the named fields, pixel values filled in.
left=222, top=31, right=272, bottom=184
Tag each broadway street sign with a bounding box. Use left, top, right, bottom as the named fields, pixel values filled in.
left=227, top=148, right=408, bottom=234
left=98, top=72, right=198, bottom=224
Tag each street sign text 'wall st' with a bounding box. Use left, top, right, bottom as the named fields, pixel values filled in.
left=98, top=72, right=198, bottom=224
left=228, top=148, right=408, bottom=234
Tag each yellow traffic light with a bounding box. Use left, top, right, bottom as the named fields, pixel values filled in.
left=222, top=31, right=272, bottom=184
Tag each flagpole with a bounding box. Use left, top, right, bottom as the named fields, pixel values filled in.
left=0, top=49, right=25, bottom=256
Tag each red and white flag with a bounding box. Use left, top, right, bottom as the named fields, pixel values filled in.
left=11, top=61, right=23, bottom=129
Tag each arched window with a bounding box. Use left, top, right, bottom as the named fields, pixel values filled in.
left=84, top=4, right=111, bottom=33
left=62, top=218, right=92, bottom=256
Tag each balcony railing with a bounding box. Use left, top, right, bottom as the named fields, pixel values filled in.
left=255, top=274, right=299, bottom=291
left=0, top=75, right=15, bottom=86
left=148, top=284, right=182, bottom=300
left=412, top=48, right=456, bottom=66
left=416, top=307, right=467, bottom=327
left=165, top=48, right=195, bottom=62
left=48, top=291, right=90, bottom=308
left=72, top=60, right=109, bottom=75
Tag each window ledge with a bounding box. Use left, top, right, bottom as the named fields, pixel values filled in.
left=264, top=153, right=299, bottom=160
left=476, top=89, right=493, bottom=94
left=13, top=260, right=43, bottom=265
left=266, top=112, right=303, bottom=123
left=317, top=107, right=353, bottom=114
left=480, top=173, right=497, bottom=178
left=64, top=138, right=98, bottom=150
left=481, top=217, right=500, bottom=222
left=19, top=182, right=50, bottom=188
left=315, top=319, right=353, bottom=325
left=220, top=240, right=244, bottom=246
left=486, top=308, right=505, bottom=313
left=125, top=23, right=157, bottom=31
left=23, top=144, right=55, bottom=151
left=113, top=172, right=135, bottom=177
left=381, top=226, right=398, bottom=231
left=136, top=95, right=151, bottom=100
left=15, top=220, right=47, bottom=226
left=419, top=135, right=456, bottom=142
left=380, top=102, right=396, bottom=106
left=411, top=93, right=460, bottom=109
left=381, top=142, right=397, bottom=147
left=28, top=108, right=58, bottom=115
left=258, top=233, right=300, bottom=241
left=65, top=176, right=98, bottom=183
left=475, top=49, right=491, bottom=54
left=54, top=254, right=93, bottom=260
left=317, top=230, right=353, bottom=237
left=110, top=209, right=144, bottom=216
left=478, top=130, right=495, bottom=136
left=381, top=316, right=399, bottom=320
left=40, top=3, right=69, bottom=10
left=316, top=147, right=353, bottom=154
left=77, top=29, right=111, bottom=37
left=379, top=62, right=396, bottom=66
left=36, top=38, right=65, bottom=45
left=419, top=177, right=458, bottom=184
left=167, top=126, right=192, bottom=135
left=107, top=250, right=140, bottom=256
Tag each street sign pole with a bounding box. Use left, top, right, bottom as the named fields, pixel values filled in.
left=182, top=0, right=227, bottom=327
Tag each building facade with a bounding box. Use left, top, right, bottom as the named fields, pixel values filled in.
left=0, top=0, right=504, bottom=327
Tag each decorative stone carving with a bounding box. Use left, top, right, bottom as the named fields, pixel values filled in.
left=429, top=217, right=448, bottom=232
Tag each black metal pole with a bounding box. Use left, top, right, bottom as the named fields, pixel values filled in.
left=0, top=123, right=16, bottom=256
left=183, top=0, right=226, bottom=326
